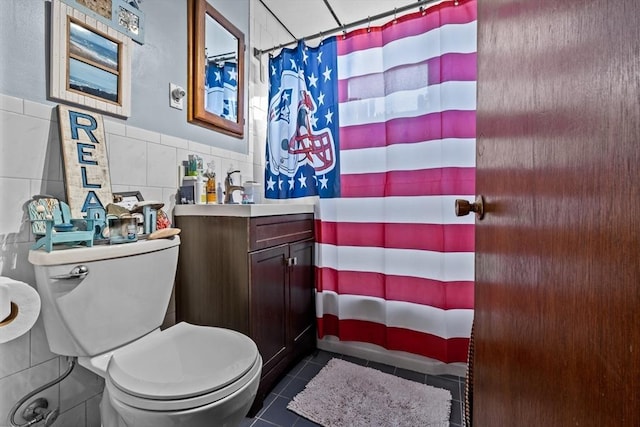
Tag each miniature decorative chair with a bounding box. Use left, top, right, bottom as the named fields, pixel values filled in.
left=28, top=197, right=95, bottom=252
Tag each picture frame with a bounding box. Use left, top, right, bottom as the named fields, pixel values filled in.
left=112, top=191, right=144, bottom=210
left=60, top=0, right=146, bottom=45
left=51, top=0, right=132, bottom=117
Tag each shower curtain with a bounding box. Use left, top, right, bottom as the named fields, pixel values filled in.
left=265, top=0, right=476, bottom=365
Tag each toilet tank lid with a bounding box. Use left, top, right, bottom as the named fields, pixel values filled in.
left=107, top=322, right=259, bottom=400
left=28, top=236, right=180, bottom=266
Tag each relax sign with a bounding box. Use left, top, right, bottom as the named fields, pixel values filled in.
left=57, top=105, right=113, bottom=218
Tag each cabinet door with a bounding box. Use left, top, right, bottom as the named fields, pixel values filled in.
left=288, top=239, right=315, bottom=350
left=249, top=244, right=288, bottom=373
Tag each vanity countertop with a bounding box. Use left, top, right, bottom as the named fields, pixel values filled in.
left=173, top=203, right=314, bottom=217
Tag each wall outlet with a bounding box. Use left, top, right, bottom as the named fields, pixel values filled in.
left=169, top=83, right=185, bottom=110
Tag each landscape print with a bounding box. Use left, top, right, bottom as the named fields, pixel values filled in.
left=68, top=21, right=119, bottom=102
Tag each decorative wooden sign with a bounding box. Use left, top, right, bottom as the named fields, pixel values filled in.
left=57, top=105, right=113, bottom=218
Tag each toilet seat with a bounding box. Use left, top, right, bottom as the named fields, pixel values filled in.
left=105, top=322, right=261, bottom=411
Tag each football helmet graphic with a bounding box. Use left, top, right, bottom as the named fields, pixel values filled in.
left=267, top=70, right=336, bottom=177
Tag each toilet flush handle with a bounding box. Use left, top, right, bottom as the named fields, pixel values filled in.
left=51, top=265, right=89, bottom=280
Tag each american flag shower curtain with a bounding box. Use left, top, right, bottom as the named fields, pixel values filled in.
left=265, top=0, right=476, bottom=364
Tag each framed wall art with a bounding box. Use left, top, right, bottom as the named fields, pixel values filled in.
left=60, top=0, right=146, bottom=45
left=51, top=0, right=132, bottom=117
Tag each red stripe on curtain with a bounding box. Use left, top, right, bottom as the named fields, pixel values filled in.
left=315, top=221, right=475, bottom=252
left=337, top=53, right=478, bottom=102
left=315, top=268, right=475, bottom=310
left=337, top=0, right=478, bottom=55
left=340, top=167, right=475, bottom=197
left=317, top=316, right=470, bottom=363
left=339, top=111, right=477, bottom=151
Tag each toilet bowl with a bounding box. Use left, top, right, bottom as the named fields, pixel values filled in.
left=95, top=323, right=262, bottom=427
left=28, top=237, right=261, bottom=427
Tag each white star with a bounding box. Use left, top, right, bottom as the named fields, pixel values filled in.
left=288, top=177, right=295, bottom=189
left=319, top=175, right=329, bottom=189
left=289, top=58, right=298, bottom=70
left=271, top=65, right=276, bottom=75
left=266, top=176, right=276, bottom=191
left=309, top=114, right=318, bottom=128
left=214, top=70, right=221, bottom=82
left=302, top=49, right=309, bottom=64
left=322, top=65, right=332, bottom=82
left=298, top=173, right=307, bottom=188
left=325, top=109, right=334, bottom=124
left=317, top=92, right=325, bottom=106
left=308, top=73, right=318, bottom=88
left=227, top=68, right=237, bottom=81
left=317, top=51, right=323, bottom=64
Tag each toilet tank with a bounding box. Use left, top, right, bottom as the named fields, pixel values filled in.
left=28, top=237, right=180, bottom=357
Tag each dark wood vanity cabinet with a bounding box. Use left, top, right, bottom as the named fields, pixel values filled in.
left=174, top=212, right=316, bottom=413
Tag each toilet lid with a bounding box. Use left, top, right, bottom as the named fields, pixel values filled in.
left=107, top=322, right=259, bottom=401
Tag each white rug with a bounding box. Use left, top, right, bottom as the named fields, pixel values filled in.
left=287, top=358, right=452, bottom=426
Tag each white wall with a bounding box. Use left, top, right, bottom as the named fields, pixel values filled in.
left=0, top=0, right=275, bottom=424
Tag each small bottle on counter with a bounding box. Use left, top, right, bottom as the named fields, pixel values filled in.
left=195, top=173, right=207, bottom=205
left=217, top=181, right=224, bottom=204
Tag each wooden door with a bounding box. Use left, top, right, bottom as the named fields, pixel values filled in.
left=474, top=1, right=640, bottom=425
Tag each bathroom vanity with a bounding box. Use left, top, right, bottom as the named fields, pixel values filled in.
left=173, top=204, right=316, bottom=414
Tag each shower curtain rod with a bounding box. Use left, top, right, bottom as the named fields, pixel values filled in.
left=254, top=0, right=450, bottom=58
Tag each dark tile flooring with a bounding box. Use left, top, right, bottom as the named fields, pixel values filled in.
left=239, top=350, right=465, bottom=427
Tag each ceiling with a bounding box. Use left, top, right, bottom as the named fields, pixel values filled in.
left=255, top=0, right=434, bottom=54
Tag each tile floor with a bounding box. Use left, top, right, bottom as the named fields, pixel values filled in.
left=240, top=350, right=465, bottom=427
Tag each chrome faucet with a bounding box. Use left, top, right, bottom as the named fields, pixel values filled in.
left=224, top=170, right=244, bottom=204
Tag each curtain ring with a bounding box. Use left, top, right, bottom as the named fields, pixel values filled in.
left=367, top=16, right=371, bottom=33
left=393, top=8, right=397, bottom=24
left=420, top=6, right=426, bottom=16
left=342, top=25, right=346, bottom=39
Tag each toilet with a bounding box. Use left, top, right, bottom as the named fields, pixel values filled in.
left=28, top=236, right=261, bottom=427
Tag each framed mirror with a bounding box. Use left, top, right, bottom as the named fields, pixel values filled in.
left=187, top=0, right=245, bottom=138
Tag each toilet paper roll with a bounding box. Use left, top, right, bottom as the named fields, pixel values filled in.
left=0, top=277, right=41, bottom=344
left=0, top=283, right=10, bottom=322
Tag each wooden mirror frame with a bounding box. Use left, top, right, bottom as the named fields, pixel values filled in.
left=187, top=0, right=245, bottom=138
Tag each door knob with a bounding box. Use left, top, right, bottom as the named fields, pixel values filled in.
left=455, top=195, right=484, bottom=220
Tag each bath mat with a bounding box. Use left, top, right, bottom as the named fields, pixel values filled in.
left=287, top=358, right=451, bottom=426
